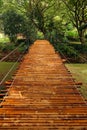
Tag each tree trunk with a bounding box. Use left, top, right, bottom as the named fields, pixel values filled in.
left=78, top=29, right=85, bottom=44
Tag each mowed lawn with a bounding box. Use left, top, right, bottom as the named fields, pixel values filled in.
left=66, top=64, right=87, bottom=99
left=0, top=62, right=19, bottom=83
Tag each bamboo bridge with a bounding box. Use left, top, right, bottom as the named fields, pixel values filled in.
left=0, top=40, right=87, bottom=129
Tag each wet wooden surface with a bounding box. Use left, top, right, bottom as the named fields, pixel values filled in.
left=0, top=40, right=87, bottom=129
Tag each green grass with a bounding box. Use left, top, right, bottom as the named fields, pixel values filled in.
left=0, top=62, right=19, bottom=83
left=66, top=64, right=87, bottom=99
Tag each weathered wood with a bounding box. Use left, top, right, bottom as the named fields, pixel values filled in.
left=0, top=40, right=87, bottom=129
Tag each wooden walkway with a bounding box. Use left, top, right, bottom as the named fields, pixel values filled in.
left=0, top=40, right=87, bottom=129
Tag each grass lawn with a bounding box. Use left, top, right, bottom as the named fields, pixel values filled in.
left=0, top=62, right=19, bottom=84
left=66, top=64, right=87, bottom=99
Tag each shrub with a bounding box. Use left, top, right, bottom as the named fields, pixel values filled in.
left=17, top=44, right=28, bottom=53
left=66, top=30, right=79, bottom=41
left=53, top=43, right=78, bottom=58
left=0, top=43, right=15, bottom=52
left=69, top=43, right=87, bottom=54
left=85, top=34, right=87, bottom=39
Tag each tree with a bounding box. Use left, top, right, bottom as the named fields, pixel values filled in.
left=0, top=0, right=3, bottom=10
left=5, top=0, right=65, bottom=41
left=61, top=0, right=87, bottom=44
left=0, top=0, right=4, bottom=31
left=2, top=9, right=25, bottom=43
left=1, top=0, right=69, bottom=43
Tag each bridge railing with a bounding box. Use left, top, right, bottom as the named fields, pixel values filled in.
left=0, top=43, right=28, bottom=85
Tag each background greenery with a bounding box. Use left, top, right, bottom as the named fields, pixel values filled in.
left=0, top=0, right=87, bottom=44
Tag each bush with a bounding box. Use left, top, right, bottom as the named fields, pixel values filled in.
left=66, top=30, right=79, bottom=41
left=17, top=44, right=28, bottom=53
left=85, top=34, right=87, bottom=39
left=68, top=43, right=87, bottom=54
left=53, top=43, right=78, bottom=58
left=0, top=43, right=15, bottom=52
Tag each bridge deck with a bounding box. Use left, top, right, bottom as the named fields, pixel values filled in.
left=0, top=40, right=87, bottom=129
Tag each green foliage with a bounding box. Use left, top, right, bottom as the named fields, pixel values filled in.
left=85, top=34, right=87, bottom=39
left=69, top=43, right=87, bottom=54
left=0, top=0, right=3, bottom=11
left=66, top=29, right=79, bottom=41
left=0, top=37, right=10, bottom=43
left=0, top=42, right=15, bottom=52
left=53, top=42, right=87, bottom=62
left=2, top=0, right=66, bottom=42
left=62, top=0, right=87, bottom=44
left=1, top=0, right=87, bottom=45
left=21, top=19, right=37, bottom=43
left=53, top=42, right=78, bottom=58
left=67, top=23, right=73, bottom=30
left=37, top=32, right=44, bottom=39
left=2, top=8, right=25, bottom=43
left=17, top=43, right=28, bottom=53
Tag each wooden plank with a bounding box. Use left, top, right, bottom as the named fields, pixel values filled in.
left=0, top=40, right=87, bottom=129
